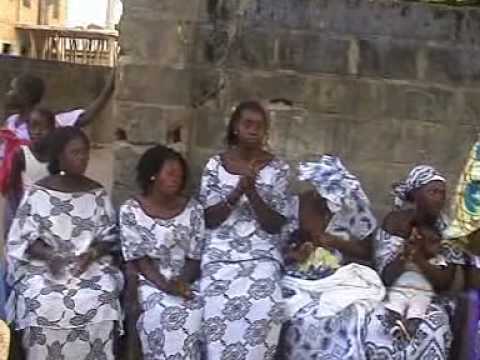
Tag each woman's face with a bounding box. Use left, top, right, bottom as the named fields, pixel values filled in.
left=414, top=180, right=446, bottom=217
left=299, top=193, right=332, bottom=235
left=59, top=137, right=90, bottom=176
left=28, top=111, right=54, bottom=144
left=153, top=159, right=184, bottom=196
left=235, top=109, right=267, bottom=149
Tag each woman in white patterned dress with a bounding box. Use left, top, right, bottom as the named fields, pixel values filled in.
left=6, top=127, right=124, bottom=360
left=365, top=165, right=458, bottom=359
left=199, top=101, right=290, bottom=360
left=120, top=145, right=205, bottom=360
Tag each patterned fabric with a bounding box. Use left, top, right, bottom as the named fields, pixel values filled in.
left=364, top=298, right=453, bottom=360
left=199, top=155, right=290, bottom=265
left=199, top=155, right=290, bottom=360
left=285, top=156, right=377, bottom=280
left=200, top=260, right=283, bottom=360
left=280, top=157, right=383, bottom=359
left=366, top=228, right=454, bottom=359
left=445, top=141, right=480, bottom=247
left=392, top=165, right=446, bottom=208
left=120, top=198, right=204, bottom=359
left=22, top=321, right=115, bottom=360
left=6, top=185, right=124, bottom=331
left=280, top=301, right=372, bottom=360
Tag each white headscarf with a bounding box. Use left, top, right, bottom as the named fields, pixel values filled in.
left=298, top=155, right=377, bottom=240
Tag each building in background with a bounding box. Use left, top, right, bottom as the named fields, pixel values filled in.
left=0, top=0, right=118, bottom=66
left=0, top=0, right=67, bottom=55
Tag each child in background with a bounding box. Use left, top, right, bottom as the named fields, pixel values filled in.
left=284, top=190, right=340, bottom=280
left=3, top=108, right=55, bottom=236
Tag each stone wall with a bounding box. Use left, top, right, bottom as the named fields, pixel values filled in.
left=115, top=0, right=480, bottom=215
left=0, top=56, right=114, bottom=143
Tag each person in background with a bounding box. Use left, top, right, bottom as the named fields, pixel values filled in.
left=120, top=145, right=204, bottom=359
left=3, top=108, right=56, bottom=237
left=199, top=101, right=290, bottom=359
left=3, top=69, right=115, bottom=142
left=6, top=127, right=123, bottom=360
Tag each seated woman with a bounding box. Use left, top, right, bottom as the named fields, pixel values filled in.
left=280, top=155, right=383, bottom=359
left=119, top=145, right=204, bottom=359
left=6, top=127, right=123, bottom=360
left=365, top=165, right=458, bottom=360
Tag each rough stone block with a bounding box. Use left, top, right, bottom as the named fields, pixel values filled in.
left=192, top=107, right=227, bottom=149
left=226, top=30, right=276, bottom=69
left=424, top=46, right=468, bottom=84
left=112, top=142, right=151, bottom=205
left=305, top=77, right=383, bottom=118
left=117, top=65, right=191, bottom=106
left=120, top=17, right=189, bottom=66
left=277, top=33, right=350, bottom=74
left=119, top=104, right=192, bottom=145
left=358, top=38, right=418, bottom=80
left=459, top=9, right=480, bottom=47
left=123, top=0, right=205, bottom=21
left=243, top=0, right=466, bottom=44
left=383, top=84, right=454, bottom=124
left=227, top=71, right=307, bottom=105
left=461, top=90, right=480, bottom=126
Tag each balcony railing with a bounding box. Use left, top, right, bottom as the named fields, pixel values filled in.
left=15, top=24, right=119, bottom=67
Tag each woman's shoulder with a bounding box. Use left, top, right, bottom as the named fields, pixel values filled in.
left=382, top=209, right=414, bottom=238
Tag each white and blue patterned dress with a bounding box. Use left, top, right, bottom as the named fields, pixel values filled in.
left=119, top=198, right=205, bottom=360
left=7, top=185, right=124, bottom=360
left=199, top=155, right=290, bottom=360
left=363, top=228, right=457, bottom=360
left=280, top=195, right=383, bottom=360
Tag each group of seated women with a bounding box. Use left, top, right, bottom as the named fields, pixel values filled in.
left=3, top=100, right=480, bottom=360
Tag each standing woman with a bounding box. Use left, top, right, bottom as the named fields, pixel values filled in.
left=6, top=127, right=123, bottom=360
left=119, top=145, right=205, bottom=359
left=199, top=101, right=290, bottom=359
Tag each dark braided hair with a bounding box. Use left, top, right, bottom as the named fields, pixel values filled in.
left=226, top=100, right=268, bottom=146
left=47, top=127, right=90, bottom=175
left=136, top=145, right=188, bottom=195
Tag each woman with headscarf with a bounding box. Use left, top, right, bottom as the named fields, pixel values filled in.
left=199, top=101, right=290, bottom=359
left=364, top=165, right=459, bottom=360
left=279, top=155, right=384, bottom=359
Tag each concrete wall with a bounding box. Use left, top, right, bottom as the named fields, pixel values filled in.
left=0, top=56, right=114, bottom=143
left=115, top=0, right=480, bottom=215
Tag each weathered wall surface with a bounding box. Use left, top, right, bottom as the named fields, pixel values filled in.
left=116, top=0, right=480, bottom=215
left=0, top=56, right=114, bottom=143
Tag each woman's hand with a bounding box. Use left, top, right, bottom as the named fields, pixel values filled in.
left=73, top=250, right=96, bottom=276
left=312, top=232, right=338, bottom=250
left=47, top=255, right=71, bottom=278
left=166, top=279, right=194, bottom=300
left=289, top=242, right=315, bottom=263
left=404, top=228, right=425, bottom=264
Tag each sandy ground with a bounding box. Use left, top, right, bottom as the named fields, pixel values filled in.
left=0, top=145, right=114, bottom=252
